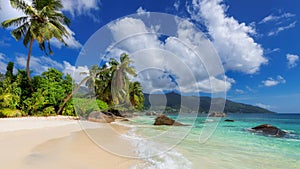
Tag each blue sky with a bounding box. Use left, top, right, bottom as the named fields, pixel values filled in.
left=0, top=0, right=299, bottom=113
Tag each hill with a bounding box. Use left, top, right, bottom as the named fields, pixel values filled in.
left=144, top=92, right=275, bottom=114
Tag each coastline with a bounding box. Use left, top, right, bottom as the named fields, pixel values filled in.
left=0, top=116, right=141, bottom=169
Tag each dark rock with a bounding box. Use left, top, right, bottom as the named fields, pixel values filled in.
left=224, top=119, right=234, bottom=122
left=251, top=124, right=287, bottom=137
left=88, top=111, right=115, bottom=123
left=109, top=109, right=124, bottom=117
left=208, top=112, right=226, bottom=117
left=154, top=114, right=185, bottom=126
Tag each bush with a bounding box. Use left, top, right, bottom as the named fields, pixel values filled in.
left=73, top=98, right=108, bottom=118
left=0, top=109, right=22, bottom=117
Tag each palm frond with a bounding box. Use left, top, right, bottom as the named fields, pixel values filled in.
left=11, top=22, right=29, bottom=41
left=10, top=0, right=29, bottom=11
left=1, top=16, right=29, bottom=28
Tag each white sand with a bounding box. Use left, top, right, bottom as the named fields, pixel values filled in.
left=0, top=116, right=140, bottom=169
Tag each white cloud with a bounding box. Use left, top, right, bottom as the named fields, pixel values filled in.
left=256, top=103, right=272, bottom=109
left=286, top=54, right=299, bottom=69
left=0, top=53, right=7, bottom=73
left=107, top=17, right=232, bottom=94
left=15, top=55, right=64, bottom=75
left=61, top=0, right=101, bottom=22
left=62, top=61, right=89, bottom=84
left=0, top=0, right=28, bottom=23
left=136, top=7, right=150, bottom=17
left=235, top=89, right=244, bottom=94
left=0, top=0, right=100, bottom=22
left=267, top=21, right=296, bottom=36
left=189, top=0, right=267, bottom=74
left=259, top=13, right=295, bottom=24
left=262, top=75, right=286, bottom=87
left=14, top=53, right=89, bottom=84
left=51, top=25, right=82, bottom=49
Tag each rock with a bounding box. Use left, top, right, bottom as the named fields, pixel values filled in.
left=251, top=124, right=287, bottom=137
left=88, top=111, right=115, bottom=123
left=224, top=119, right=234, bottom=122
left=208, top=112, right=226, bottom=117
left=154, top=114, right=185, bottom=126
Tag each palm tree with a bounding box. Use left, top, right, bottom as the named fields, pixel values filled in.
left=57, top=65, right=108, bottom=115
left=1, top=0, right=70, bottom=84
left=111, top=53, right=137, bottom=110
left=129, top=81, right=144, bottom=110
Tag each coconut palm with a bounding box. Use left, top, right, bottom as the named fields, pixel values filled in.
left=129, top=81, right=144, bottom=110
left=111, top=53, right=137, bottom=110
left=1, top=0, right=70, bottom=84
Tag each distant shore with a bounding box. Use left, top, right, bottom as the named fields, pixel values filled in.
left=0, top=116, right=140, bottom=169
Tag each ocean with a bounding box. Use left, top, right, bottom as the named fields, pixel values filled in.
left=120, top=113, right=300, bottom=169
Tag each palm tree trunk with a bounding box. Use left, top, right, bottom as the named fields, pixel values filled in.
left=27, top=37, right=34, bottom=91
left=57, top=77, right=89, bottom=115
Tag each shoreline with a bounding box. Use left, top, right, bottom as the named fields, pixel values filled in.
left=0, top=116, right=141, bottom=169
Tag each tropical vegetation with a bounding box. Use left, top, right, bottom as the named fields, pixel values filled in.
left=1, top=0, right=71, bottom=87
left=0, top=53, right=144, bottom=118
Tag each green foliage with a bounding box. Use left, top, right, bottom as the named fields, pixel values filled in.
left=22, top=68, right=75, bottom=116
left=5, top=62, right=14, bottom=79
left=73, top=98, right=108, bottom=118
left=0, top=109, right=22, bottom=118
left=0, top=56, right=144, bottom=118
left=86, top=53, right=145, bottom=114
left=1, top=0, right=71, bottom=82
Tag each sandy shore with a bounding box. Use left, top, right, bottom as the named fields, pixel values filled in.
left=0, top=116, right=140, bottom=169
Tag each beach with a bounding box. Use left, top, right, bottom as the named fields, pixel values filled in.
left=0, top=116, right=140, bottom=169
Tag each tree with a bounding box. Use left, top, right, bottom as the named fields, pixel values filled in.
left=22, top=68, right=74, bottom=115
left=111, top=53, right=137, bottom=111
left=129, top=81, right=144, bottom=110
left=56, top=65, right=105, bottom=115
left=1, top=0, right=70, bottom=85
left=5, top=62, right=14, bottom=80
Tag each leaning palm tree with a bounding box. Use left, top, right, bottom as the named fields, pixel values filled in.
left=1, top=0, right=70, bottom=84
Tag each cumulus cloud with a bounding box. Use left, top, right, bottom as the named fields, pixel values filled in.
left=188, top=0, right=267, bottom=74
left=51, top=25, right=82, bottom=49
left=14, top=53, right=89, bottom=84
left=15, top=55, right=64, bottom=75
left=106, top=16, right=232, bottom=94
left=136, top=7, right=150, bottom=17
left=61, top=0, right=101, bottom=22
left=62, top=61, right=89, bottom=84
left=262, top=75, right=286, bottom=87
left=286, top=54, right=299, bottom=69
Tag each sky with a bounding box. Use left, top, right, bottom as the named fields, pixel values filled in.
left=0, top=0, right=299, bottom=113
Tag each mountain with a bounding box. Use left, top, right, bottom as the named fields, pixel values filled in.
left=144, top=92, right=275, bottom=114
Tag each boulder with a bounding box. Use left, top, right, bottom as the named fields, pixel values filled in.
left=88, top=111, right=115, bottom=123
left=251, top=124, right=287, bottom=137
left=154, top=114, right=185, bottom=126
left=224, top=119, right=234, bottom=122
left=208, top=112, right=226, bottom=117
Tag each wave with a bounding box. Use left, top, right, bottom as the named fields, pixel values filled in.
left=122, top=128, right=193, bottom=169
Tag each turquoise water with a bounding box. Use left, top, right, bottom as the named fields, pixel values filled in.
left=123, top=114, right=300, bottom=169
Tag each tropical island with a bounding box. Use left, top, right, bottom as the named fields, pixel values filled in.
left=0, top=0, right=299, bottom=169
